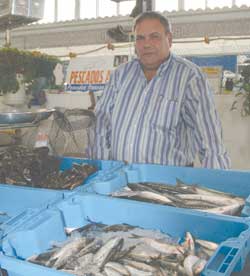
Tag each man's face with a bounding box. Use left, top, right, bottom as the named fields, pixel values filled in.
left=135, top=18, right=172, bottom=71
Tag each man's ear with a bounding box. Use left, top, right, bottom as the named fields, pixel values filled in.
left=167, top=32, right=173, bottom=47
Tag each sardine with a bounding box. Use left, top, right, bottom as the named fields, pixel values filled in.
left=193, top=258, right=207, bottom=274
left=93, top=237, right=124, bottom=269
left=46, top=237, right=86, bottom=268
left=138, top=237, right=184, bottom=256
left=104, top=262, right=130, bottom=275
left=103, top=224, right=135, bottom=232
left=195, top=239, right=218, bottom=251
left=103, top=266, right=124, bottom=276
left=178, top=194, right=244, bottom=206
left=124, top=264, right=156, bottom=276
left=182, top=232, right=195, bottom=255
left=201, top=202, right=243, bottom=215
left=183, top=255, right=203, bottom=276
left=122, top=259, right=158, bottom=273
left=112, top=190, right=173, bottom=205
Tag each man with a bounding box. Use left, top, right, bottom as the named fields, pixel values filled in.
left=91, top=11, right=230, bottom=169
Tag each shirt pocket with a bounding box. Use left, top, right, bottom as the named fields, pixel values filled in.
left=149, top=97, right=179, bottom=132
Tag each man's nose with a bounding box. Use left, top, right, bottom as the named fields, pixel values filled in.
left=143, top=37, right=153, bottom=47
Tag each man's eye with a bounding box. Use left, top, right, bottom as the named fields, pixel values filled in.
left=151, top=34, right=161, bottom=40
left=136, top=36, right=144, bottom=41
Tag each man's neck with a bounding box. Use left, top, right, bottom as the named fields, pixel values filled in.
left=144, top=69, right=157, bottom=82
left=140, top=54, right=171, bottom=82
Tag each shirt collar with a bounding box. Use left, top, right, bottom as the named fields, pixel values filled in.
left=134, top=52, right=173, bottom=78
left=156, top=52, right=173, bottom=76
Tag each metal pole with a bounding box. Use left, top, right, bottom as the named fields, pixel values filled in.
left=151, top=0, right=155, bottom=11
left=205, top=0, right=208, bottom=8
left=75, top=0, right=80, bottom=20
left=5, top=29, right=11, bottom=47
left=232, top=0, right=236, bottom=6
left=96, top=0, right=99, bottom=17
left=54, top=0, right=58, bottom=22
left=178, top=0, right=184, bottom=10
left=117, top=2, right=120, bottom=15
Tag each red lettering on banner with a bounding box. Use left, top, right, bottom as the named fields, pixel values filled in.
left=70, top=70, right=110, bottom=84
left=99, top=70, right=104, bottom=83
left=70, top=71, right=79, bottom=83
left=85, top=71, right=91, bottom=83
left=105, top=70, right=111, bottom=82
left=78, top=71, right=84, bottom=83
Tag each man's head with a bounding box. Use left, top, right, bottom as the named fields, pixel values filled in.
left=133, top=12, right=172, bottom=72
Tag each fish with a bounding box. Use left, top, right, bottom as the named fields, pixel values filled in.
left=177, top=193, right=241, bottom=206
left=104, top=262, right=130, bottom=275
left=195, top=239, right=218, bottom=251
left=103, top=266, right=124, bottom=276
left=93, top=237, right=124, bottom=269
left=176, top=178, right=243, bottom=200
left=137, top=237, right=185, bottom=256
left=111, top=190, right=174, bottom=205
left=77, top=238, right=103, bottom=257
left=112, top=178, right=245, bottom=216
left=46, top=237, right=87, bottom=268
left=0, top=145, right=97, bottom=190
left=193, top=258, right=207, bottom=275
left=182, top=232, right=195, bottom=256
left=121, top=258, right=158, bottom=273
left=199, top=202, right=244, bottom=215
left=183, top=255, right=200, bottom=276
left=127, top=243, right=161, bottom=263
left=123, top=264, right=156, bottom=276
left=27, top=249, right=58, bottom=266
left=103, top=224, right=135, bottom=232
left=28, top=223, right=217, bottom=275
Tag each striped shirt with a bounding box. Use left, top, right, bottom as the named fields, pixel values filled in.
left=91, top=53, right=231, bottom=169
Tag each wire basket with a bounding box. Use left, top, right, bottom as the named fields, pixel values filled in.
left=48, top=108, right=96, bottom=158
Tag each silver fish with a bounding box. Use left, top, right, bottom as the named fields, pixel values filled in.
left=111, top=190, right=173, bottom=205
left=122, top=259, right=158, bottom=273
left=46, top=237, right=86, bottom=268
left=104, top=262, right=130, bottom=275
left=200, top=202, right=243, bottom=215
left=195, top=239, right=218, bottom=251
left=124, top=264, right=156, bottom=276
left=93, top=237, right=124, bottom=269
left=178, top=194, right=244, bottom=207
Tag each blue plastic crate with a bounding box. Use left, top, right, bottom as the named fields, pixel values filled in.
left=59, top=156, right=124, bottom=190
left=83, top=163, right=250, bottom=216
left=1, top=194, right=250, bottom=275
left=0, top=156, right=123, bottom=196
left=0, top=184, right=63, bottom=227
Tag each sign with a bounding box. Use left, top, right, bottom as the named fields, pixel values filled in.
left=65, top=55, right=129, bottom=92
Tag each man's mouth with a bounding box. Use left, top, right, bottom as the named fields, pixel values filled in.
left=142, top=52, right=154, bottom=57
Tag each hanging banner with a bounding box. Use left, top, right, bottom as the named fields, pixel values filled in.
left=65, top=55, right=129, bottom=92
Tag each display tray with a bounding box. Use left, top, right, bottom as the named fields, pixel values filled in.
left=0, top=194, right=250, bottom=275
left=0, top=109, right=55, bottom=126
left=82, top=163, right=250, bottom=217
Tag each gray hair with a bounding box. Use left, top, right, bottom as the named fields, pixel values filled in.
left=133, top=11, right=172, bottom=33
